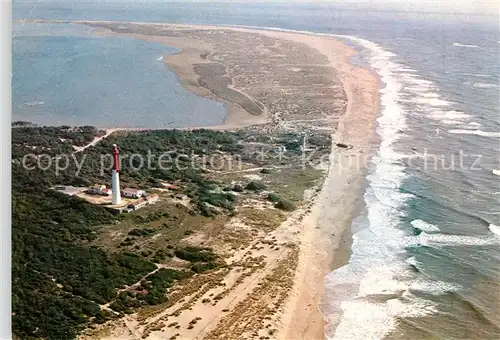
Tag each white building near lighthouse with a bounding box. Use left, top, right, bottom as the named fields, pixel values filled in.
left=111, top=144, right=122, bottom=205
left=121, top=188, right=145, bottom=198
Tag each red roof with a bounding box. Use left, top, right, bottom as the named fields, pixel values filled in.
left=130, top=199, right=148, bottom=207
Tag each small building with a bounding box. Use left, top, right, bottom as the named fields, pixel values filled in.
left=163, top=183, right=179, bottom=190
left=146, top=194, right=159, bottom=204
left=122, top=188, right=145, bottom=198
left=100, top=188, right=112, bottom=196
left=127, top=199, right=148, bottom=211
left=87, top=184, right=108, bottom=195
left=275, top=145, right=287, bottom=153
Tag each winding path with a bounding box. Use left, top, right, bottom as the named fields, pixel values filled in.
left=72, top=129, right=119, bottom=154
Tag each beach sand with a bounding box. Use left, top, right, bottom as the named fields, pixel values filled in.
left=254, top=30, right=380, bottom=339
left=67, top=22, right=380, bottom=340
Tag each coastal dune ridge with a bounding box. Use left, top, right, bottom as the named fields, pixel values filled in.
left=23, top=19, right=381, bottom=339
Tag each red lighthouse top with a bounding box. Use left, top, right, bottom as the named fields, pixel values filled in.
left=112, top=144, right=119, bottom=171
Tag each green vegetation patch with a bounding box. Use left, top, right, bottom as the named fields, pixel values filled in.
left=232, top=184, right=244, bottom=192
left=151, top=249, right=173, bottom=263
left=12, top=191, right=156, bottom=339
left=267, top=193, right=281, bottom=203
left=238, top=208, right=287, bottom=232
left=140, top=269, right=193, bottom=305
left=245, top=181, right=267, bottom=191
left=128, top=228, right=157, bottom=237
left=191, top=262, right=217, bottom=273
left=275, top=199, right=296, bottom=211
left=266, top=168, right=323, bottom=203
left=174, top=246, right=217, bottom=263
left=133, top=211, right=169, bottom=223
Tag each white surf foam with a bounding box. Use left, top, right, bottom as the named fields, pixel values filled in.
left=467, top=122, right=481, bottom=127
left=448, top=129, right=500, bottom=138
left=405, top=85, right=433, bottom=92
left=420, top=92, right=440, bottom=98
left=410, top=280, right=459, bottom=295
left=395, top=67, right=417, bottom=73
left=405, top=78, right=434, bottom=87
left=472, top=82, right=497, bottom=89
left=23, top=100, right=44, bottom=106
left=457, top=121, right=482, bottom=130
left=463, top=73, right=491, bottom=78
left=416, top=232, right=499, bottom=246
left=441, top=120, right=462, bottom=125
left=315, top=35, right=448, bottom=340
left=429, top=110, right=471, bottom=123
left=453, top=42, right=479, bottom=48
left=411, top=219, right=440, bottom=233
left=406, top=256, right=420, bottom=267
left=332, top=290, right=439, bottom=340
left=413, top=97, right=451, bottom=106
left=157, top=56, right=164, bottom=61
left=489, top=224, right=500, bottom=236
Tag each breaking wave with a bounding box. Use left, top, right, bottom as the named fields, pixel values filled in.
left=452, top=42, right=479, bottom=48
left=22, top=100, right=44, bottom=106
left=472, top=82, right=497, bottom=89
left=463, top=73, right=491, bottom=77
left=490, top=224, right=500, bottom=236
left=447, top=129, right=500, bottom=138
left=411, top=219, right=440, bottom=233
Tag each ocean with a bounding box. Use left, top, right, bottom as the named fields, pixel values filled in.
left=13, top=2, right=500, bottom=339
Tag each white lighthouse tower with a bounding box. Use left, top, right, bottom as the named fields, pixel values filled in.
left=299, top=132, right=307, bottom=151
left=111, top=144, right=122, bottom=205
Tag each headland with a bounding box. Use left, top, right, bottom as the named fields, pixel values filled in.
left=13, top=20, right=380, bottom=340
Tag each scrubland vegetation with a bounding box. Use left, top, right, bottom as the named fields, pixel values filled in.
left=12, top=123, right=328, bottom=338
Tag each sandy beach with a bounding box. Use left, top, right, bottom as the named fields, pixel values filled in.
left=56, top=21, right=381, bottom=339
left=252, top=29, right=380, bottom=339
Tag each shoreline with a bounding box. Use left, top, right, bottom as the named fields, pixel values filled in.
left=252, top=30, right=380, bottom=339
left=23, top=19, right=381, bottom=339
left=107, top=25, right=380, bottom=339
left=88, top=24, right=270, bottom=130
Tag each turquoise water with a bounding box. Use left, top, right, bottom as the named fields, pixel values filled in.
left=13, top=2, right=500, bottom=339
left=13, top=23, right=226, bottom=128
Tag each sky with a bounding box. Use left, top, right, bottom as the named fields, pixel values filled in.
left=12, top=0, right=500, bottom=16
left=130, top=1, right=499, bottom=15
left=124, top=0, right=499, bottom=13
left=319, top=0, right=499, bottom=15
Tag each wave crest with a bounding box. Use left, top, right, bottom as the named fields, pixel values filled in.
left=448, top=129, right=500, bottom=138
left=453, top=42, right=479, bottom=48
left=489, top=224, right=500, bottom=236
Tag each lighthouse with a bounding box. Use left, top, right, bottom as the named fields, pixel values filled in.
left=111, top=144, right=122, bottom=205
left=299, top=132, right=307, bottom=151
